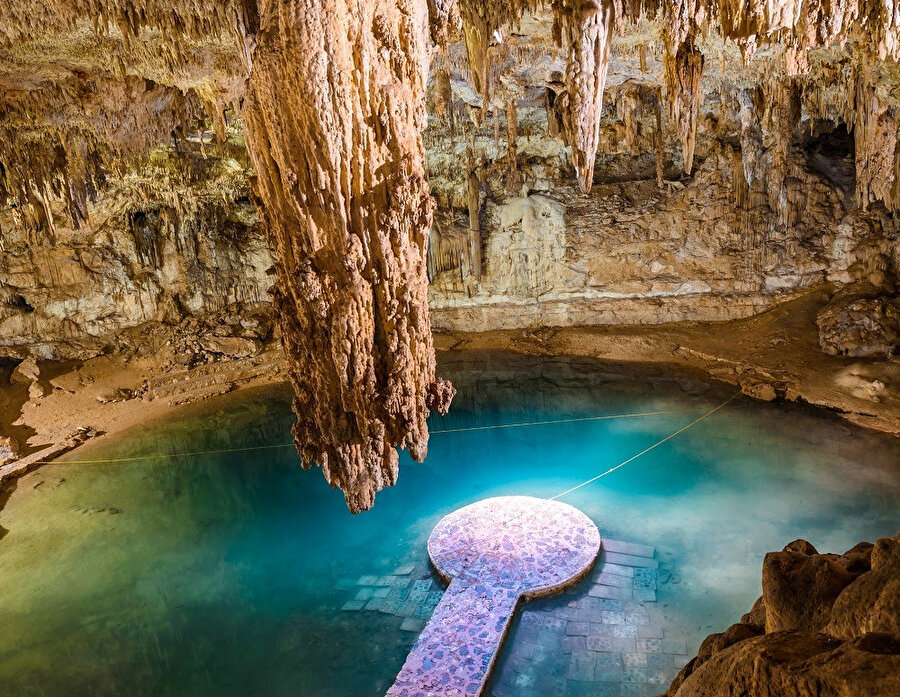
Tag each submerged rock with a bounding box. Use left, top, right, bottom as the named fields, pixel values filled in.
left=665, top=533, right=900, bottom=697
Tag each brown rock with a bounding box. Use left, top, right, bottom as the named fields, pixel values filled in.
left=817, top=289, right=900, bottom=359
left=672, top=630, right=899, bottom=697
left=739, top=595, right=766, bottom=630
left=667, top=534, right=900, bottom=697
left=243, top=0, right=452, bottom=512
left=825, top=536, right=900, bottom=640
left=198, top=336, right=261, bottom=358
left=10, top=357, right=39, bottom=385
left=762, top=539, right=871, bottom=633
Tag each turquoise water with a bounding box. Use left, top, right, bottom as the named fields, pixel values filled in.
left=0, top=352, right=897, bottom=696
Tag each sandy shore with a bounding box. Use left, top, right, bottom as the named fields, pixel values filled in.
left=2, top=287, right=897, bottom=501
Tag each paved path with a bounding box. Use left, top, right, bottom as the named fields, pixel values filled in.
left=385, top=496, right=601, bottom=697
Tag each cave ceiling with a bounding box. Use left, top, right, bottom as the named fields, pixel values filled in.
left=1, top=0, right=899, bottom=510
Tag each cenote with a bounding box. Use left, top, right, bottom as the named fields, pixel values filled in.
left=0, top=352, right=898, bottom=696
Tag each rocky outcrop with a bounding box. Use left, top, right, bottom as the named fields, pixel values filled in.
left=665, top=534, right=900, bottom=697
left=0, top=145, right=271, bottom=361
left=818, top=285, right=899, bottom=359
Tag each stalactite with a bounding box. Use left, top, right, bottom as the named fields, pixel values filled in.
left=0, top=71, right=202, bottom=229
left=555, top=0, right=615, bottom=193
left=427, top=0, right=459, bottom=48
left=546, top=88, right=563, bottom=138
left=243, top=0, right=454, bottom=513
left=619, top=85, right=643, bottom=153
left=455, top=1, right=540, bottom=105
left=663, top=35, right=704, bottom=174
left=654, top=90, right=665, bottom=188
left=732, top=143, right=747, bottom=209
left=467, top=162, right=483, bottom=279
left=433, top=66, right=454, bottom=141
left=853, top=69, right=899, bottom=211
left=507, top=97, right=518, bottom=177
left=767, top=77, right=801, bottom=225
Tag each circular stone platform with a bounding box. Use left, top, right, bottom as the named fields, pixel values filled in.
left=387, top=497, right=601, bottom=696
left=427, top=495, right=601, bottom=597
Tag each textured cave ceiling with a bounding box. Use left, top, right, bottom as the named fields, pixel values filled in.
left=1, top=0, right=898, bottom=510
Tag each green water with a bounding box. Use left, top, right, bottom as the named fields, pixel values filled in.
left=0, top=352, right=897, bottom=696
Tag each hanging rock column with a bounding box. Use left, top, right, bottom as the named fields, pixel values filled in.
left=243, top=0, right=454, bottom=513
left=555, top=0, right=615, bottom=193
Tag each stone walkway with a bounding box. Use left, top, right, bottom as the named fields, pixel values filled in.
left=385, top=497, right=601, bottom=697
left=339, top=520, right=690, bottom=696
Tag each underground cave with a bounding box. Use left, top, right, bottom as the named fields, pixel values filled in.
left=0, top=1, right=898, bottom=696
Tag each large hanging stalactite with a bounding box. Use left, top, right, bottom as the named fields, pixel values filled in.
left=242, top=0, right=454, bottom=513
left=554, top=0, right=615, bottom=193
left=663, top=34, right=704, bottom=175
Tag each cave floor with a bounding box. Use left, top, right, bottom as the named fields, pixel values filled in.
left=434, top=286, right=899, bottom=435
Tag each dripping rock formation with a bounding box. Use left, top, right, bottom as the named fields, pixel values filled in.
left=1, top=0, right=899, bottom=504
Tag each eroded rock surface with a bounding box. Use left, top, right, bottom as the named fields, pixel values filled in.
left=242, top=0, right=453, bottom=512
left=818, top=285, right=900, bottom=359
left=665, top=534, right=900, bottom=697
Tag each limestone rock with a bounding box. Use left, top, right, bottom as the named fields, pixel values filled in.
left=198, top=336, right=261, bottom=358
left=672, top=630, right=899, bottom=697
left=10, top=357, right=39, bottom=385
left=818, top=289, right=900, bottom=359
left=762, top=539, right=872, bottom=633
left=0, top=435, right=19, bottom=466
left=825, top=536, right=900, bottom=641
left=666, top=534, right=900, bottom=697
left=243, top=0, right=453, bottom=512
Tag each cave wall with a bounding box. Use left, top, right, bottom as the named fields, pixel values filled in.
left=1, top=60, right=898, bottom=357
left=0, top=146, right=273, bottom=360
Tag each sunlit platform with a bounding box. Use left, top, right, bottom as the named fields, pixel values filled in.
left=386, top=496, right=601, bottom=696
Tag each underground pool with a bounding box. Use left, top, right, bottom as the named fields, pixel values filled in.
left=0, top=352, right=898, bottom=696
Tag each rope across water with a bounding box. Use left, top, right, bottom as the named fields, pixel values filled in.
left=29, top=395, right=739, bottom=501
left=548, top=393, right=739, bottom=501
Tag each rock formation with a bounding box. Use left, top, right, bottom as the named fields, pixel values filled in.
left=2, top=0, right=900, bottom=505
left=242, top=0, right=453, bottom=512
left=665, top=534, right=900, bottom=697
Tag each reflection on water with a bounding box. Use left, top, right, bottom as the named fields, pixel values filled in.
left=0, top=352, right=897, bottom=696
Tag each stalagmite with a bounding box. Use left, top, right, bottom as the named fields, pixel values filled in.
left=663, top=36, right=704, bottom=175
left=243, top=0, right=454, bottom=513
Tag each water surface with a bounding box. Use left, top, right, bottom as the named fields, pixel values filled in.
left=0, top=352, right=897, bottom=696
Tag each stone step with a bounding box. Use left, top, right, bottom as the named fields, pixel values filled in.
left=599, top=562, right=635, bottom=578
left=601, top=550, right=659, bottom=569
left=602, top=538, right=655, bottom=559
